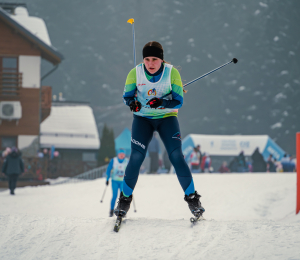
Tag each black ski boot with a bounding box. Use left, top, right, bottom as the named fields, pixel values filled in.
left=114, top=192, right=132, bottom=217
left=109, top=209, right=114, bottom=217
left=184, top=191, right=205, bottom=217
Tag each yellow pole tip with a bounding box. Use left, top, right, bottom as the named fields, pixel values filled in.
left=127, top=18, right=134, bottom=24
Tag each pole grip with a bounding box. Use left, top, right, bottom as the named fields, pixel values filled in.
left=296, top=132, right=300, bottom=214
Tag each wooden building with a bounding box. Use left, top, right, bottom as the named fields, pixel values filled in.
left=0, top=4, right=63, bottom=151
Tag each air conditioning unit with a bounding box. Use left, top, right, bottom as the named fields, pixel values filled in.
left=0, top=101, right=22, bottom=120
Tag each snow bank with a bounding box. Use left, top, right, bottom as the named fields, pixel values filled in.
left=0, top=174, right=299, bottom=260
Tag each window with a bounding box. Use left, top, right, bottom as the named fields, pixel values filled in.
left=82, top=152, right=96, bottom=162
left=2, top=57, right=18, bottom=72
left=0, top=136, right=17, bottom=149
left=0, top=56, right=21, bottom=96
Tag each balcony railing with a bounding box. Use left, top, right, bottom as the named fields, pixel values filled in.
left=0, top=72, right=22, bottom=96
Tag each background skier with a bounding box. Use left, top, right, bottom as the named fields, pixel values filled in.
left=105, top=148, right=128, bottom=217
left=115, top=41, right=205, bottom=218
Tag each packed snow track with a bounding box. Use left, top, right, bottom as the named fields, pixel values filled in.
left=0, top=174, right=299, bottom=260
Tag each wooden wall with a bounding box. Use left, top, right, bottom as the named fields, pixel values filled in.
left=0, top=19, right=42, bottom=136
left=0, top=88, right=40, bottom=135
left=41, top=86, right=52, bottom=122
left=0, top=19, right=41, bottom=56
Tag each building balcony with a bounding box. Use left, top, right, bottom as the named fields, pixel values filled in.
left=0, top=72, right=22, bottom=97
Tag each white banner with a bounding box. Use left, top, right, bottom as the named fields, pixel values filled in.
left=184, top=134, right=269, bottom=156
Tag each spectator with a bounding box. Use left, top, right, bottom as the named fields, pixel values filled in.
left=43, top=148, right=48, bottom=158
left=245, top=157, right=253, bottom=172
left=275, top=159, right=283, bottom=172
left=201, top=153, right=212, bottom=173
left=148, top=133, right=160, bottom=173
left=229, top=157, right=239, bottom=172
left=189, top=147, right=200, bottom=173
left=1, top=147, right=24, bottom=195
left=237, top=151, right=247, bottom=172
left=196, top=145, right=203, bottom=167
left=267, top=155, right=276, bottom=172
left=288, top=156, right=296, bottom=172
left=292, top=156, right=296, bottom=172
left=281, top=154, right=290, bottom=172
left=251, top=148, right=267, bottom=172
left=37, top=149, right=44, bottom=158
left=218, top=161, right=230, bottom=173
left=281, top=154, right=296, bottom=172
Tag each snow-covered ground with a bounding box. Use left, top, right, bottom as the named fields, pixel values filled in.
left=0, top=173, right=299, bottom=260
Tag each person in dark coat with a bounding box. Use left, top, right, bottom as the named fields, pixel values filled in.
left=237, top=151, right=247, bottom=172
left=267, top=155, right=276, bottom=172
left=1, top=147, right=24, bottom=195
left=229, top=157, right=239, bottom=172
left=196, top=145, right=203, bottom=170
left=251, top=148, right=267, bottom=172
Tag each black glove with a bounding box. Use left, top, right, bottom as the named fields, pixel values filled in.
left=129, top=100, right=142, bottom=112
left=146, top=97, right=163, bottom=108
left=106, top=180, right=109, bottom=186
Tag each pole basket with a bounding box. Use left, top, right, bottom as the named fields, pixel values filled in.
left=296, top=132, right=300, bottom=215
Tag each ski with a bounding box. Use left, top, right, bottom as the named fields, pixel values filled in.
left=113, top=216, right=123, bottom=232
left=190, top=215, right=205, bottom=224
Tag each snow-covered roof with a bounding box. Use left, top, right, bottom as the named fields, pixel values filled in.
left=10, top=7, right=51, bottom=46
left=40, top=104, right=100, bottom=150
left=0, top=7, right=63, bottom=64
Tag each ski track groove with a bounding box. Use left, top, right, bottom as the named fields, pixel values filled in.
left=115, top=218, right=123, bottom=260
left=170, top=218, right=210, bottom=259
left=197, top=220, right=228, bottom=258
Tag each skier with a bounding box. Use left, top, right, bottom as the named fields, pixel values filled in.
left=189, top=147, right=200, bottom=173
left=105, top=148, right=128, bottom=217
left=115, top=41, right=205, bottom=219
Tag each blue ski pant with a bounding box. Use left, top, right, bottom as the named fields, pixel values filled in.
left=111, top=180, right=123, bottom=210
left=122, top=115, right=195, bottom=196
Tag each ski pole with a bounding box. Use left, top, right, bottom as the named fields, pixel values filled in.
left=127, top=18, right=136, bottom=67
left=160, top=58, right=238, bottom=99
left=132, top=196, right=137, bottom=212
left=100, top=185, right=107, bottom=203
left=183, top=58, right=238, bottom=88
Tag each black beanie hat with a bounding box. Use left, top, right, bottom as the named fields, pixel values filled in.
left=143, top=45, right=164, bottom=60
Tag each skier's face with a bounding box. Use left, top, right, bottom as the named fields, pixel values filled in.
left=143, top=57, right=163, bottom=74
left=118, top=153, right=125, bottom=160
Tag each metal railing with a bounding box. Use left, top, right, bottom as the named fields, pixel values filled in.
left=53, top=164, right=108, bottom=185
left=0, top=72, right=22, bottom=96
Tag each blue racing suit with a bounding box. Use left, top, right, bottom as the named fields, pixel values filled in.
left=106, top=157, right=128, bottom=210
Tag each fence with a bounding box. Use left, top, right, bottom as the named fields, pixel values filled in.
left=0, top=156, right=100, bottom=181
left=52, top=164, right=108, bottom=185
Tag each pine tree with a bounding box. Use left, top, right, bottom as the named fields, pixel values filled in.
left=108, top=128, right=116, bottom=159
left=98, top=124, right=116, bottom=166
